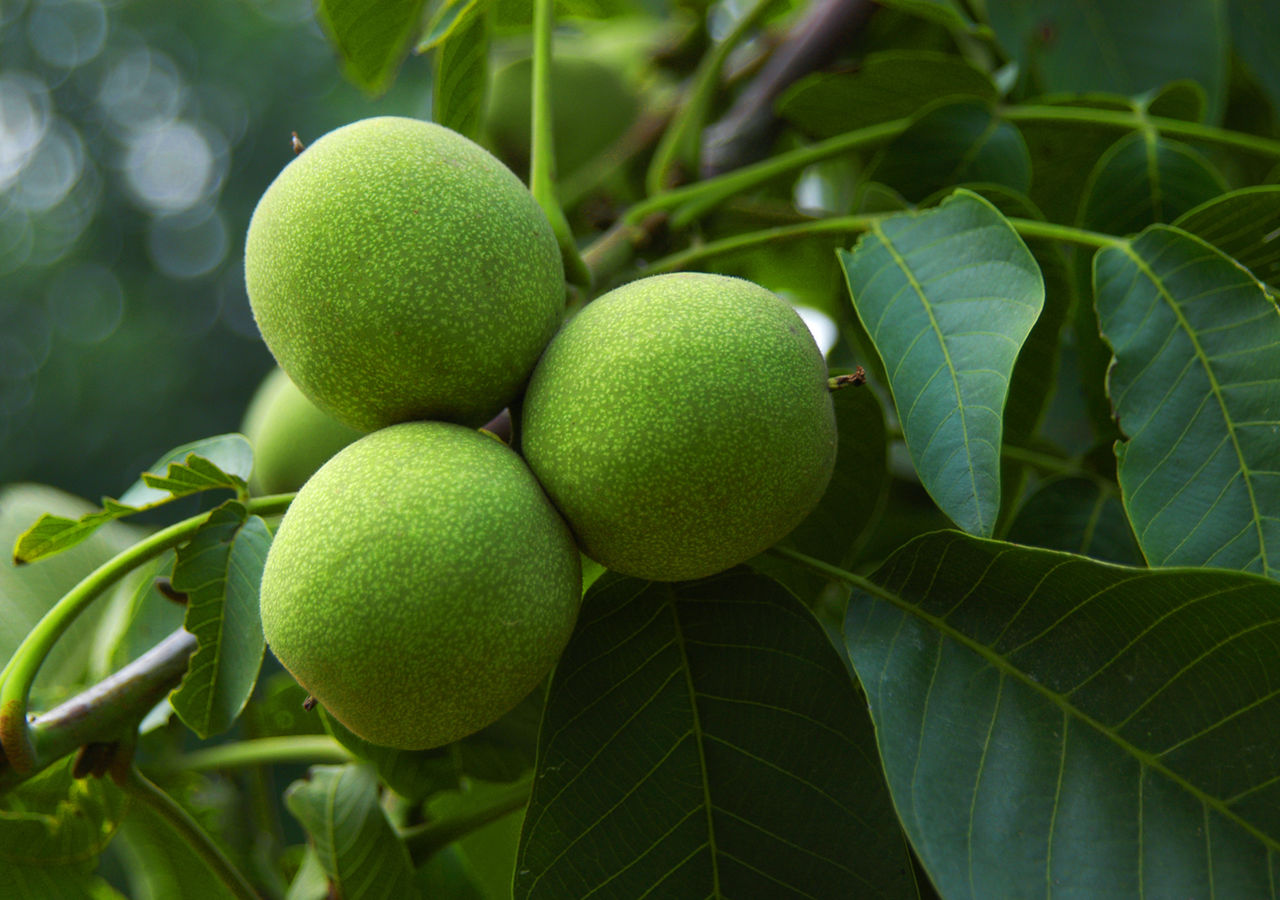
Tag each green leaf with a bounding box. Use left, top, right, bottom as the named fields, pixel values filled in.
left=14, top=435, right=251, bottom=565
left=875, top=0, right=978, bottom=33
left=109, top=797, right=241, bottom=900
left=418, top=0, right=476, bottom=52
left=1094, top=225, right=1280, bottom=580
left=431, top=0, right=488, bottom=140
left=169, top=503, right=271, bottom=739
left=285, top=764, right=421, bottom=900
left=321, top=710, right=460, bottom=803
left=984, top=0, right=1229, bottom=122
left=1007, top=476, right=1143, bottom=565
left=782, top=383, right=889, bottom=568
left=315, top=0, right=429, bottom=95
left=515, top=570, right=915, bottom=899
left=1228, top=0, right=1280, bottom=120
left=1, top=485, right=146, bottom=699
left=1078, top=132, right=1228, bottom=235
left=1174, top=185, right=1280, bottom=289
left=867, top=100, right=1031, bottom=203
left=0, top=755, right=128, bottom=866
left=90, top=553, right=184, bottom=679
left=5, top=865, right=122, bottom=900
left=838, top=189, right=1045, bottom=537
left=777, top=51, right=996, bottom=140
left=844, top=530, right=1280, bottom=899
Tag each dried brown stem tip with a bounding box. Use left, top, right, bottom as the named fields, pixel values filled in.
left=302, top=696, right=318, bottom=712
left=155, top=578, right=188, bottom=604
left=291, top=132, right=306, bottom=155
left=828, top=367, right=866, bottom=390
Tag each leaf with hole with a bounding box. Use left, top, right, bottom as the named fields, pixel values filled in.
left=1094, top=224, right=1280, bottom=580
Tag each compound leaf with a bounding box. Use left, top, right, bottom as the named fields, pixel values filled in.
left=515, top=570, right=915, bottom=899
left=839, top=189, right=1045, bottom=537
left=1094, top=225, right=1280, bottom=580
left=315, top=0, right=428, bottom=95
left=1174, top=185, right=1280, bottom=289
left=845, top=530, right=1280, bottom=899
left=14, top=435, right=251, bottom=566
left=169, top=503, right=271, bottom=739
left=285, top=764, right=421, bottom=900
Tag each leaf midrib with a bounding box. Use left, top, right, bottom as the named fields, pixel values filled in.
left=871, top=220, right=986, bottom=535
left=1119, top=237, right=1269, bottom=575
left=848, top=536, right=1280, bottom=856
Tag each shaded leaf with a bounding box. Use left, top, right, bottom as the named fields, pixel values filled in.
left=431, top=0, right=488, bottom=140
left=418, top=0, right=476, bottom=52
left=839, top=189, right=1045, bottom=536
left=0, top=755, right=128, bottom=866
left=169, top=503, right=271, bottom=739
left=109, top=797, right=241, bottom=900
left=315, top=0, right=429, bottom=95
left=14, top=435, right=251, bottom=565
left=783, top=383, right=888, bottom=567
left=875, top=0, right=978, bottom=32
left=1094, top=225, right=1280, bottom=580
left=321, top=711, right=460, bottom=803
left=90, top=553, right=183, bottom=679
left=984, top=0, right=1228, bottom=121
left=285, top=764, right=421, bottom=900
left=868, top=100, right=1031, bottom=203
left=1229, top=0, right=1280, bottom=120
left=845, top=530, right=1280, bottom=899
left=1007, top=476, right=1143, bottom=565
left=777, top=51, right=995, bottom=140
left=1145, top=79, right=1207, bottom=123
left=1174, top=185, right=1280, bottom=289
left=1078, top=131, right=1227, bottom=235
left=6, top=865, right=122, bottom=900
left=515, top=570, right=915, bottom=899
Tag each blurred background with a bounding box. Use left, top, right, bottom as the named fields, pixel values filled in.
left=0, top=0, right=432, bottom=498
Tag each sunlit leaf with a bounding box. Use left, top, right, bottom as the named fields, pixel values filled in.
left=1094, top=225, right=1280, bottom=580
left=169, top=502, right=271, bottom=739
left=14, top=435, right=251, bottom=565
left=1, top=485, right=145, bottom=699
left=845, top=530, right=1280, bottom=899
left=286, top=764, right=421, bottom=900
left=839, top=189, right=1045, bottom=536
left=315, top=0, right=429, bottom=95
left=516, top=570, right=916, bottom=899
left=432, top=0, right=488, bottom=140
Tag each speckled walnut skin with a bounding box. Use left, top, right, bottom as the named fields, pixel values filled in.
left=521, top=273, right=837, bottom=582
left=259, top=422, right=582, bottom=750
left=245, top=117, right=565, bottom=432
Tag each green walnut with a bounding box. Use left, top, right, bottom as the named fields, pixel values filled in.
left=521, top=273, right=837, bottom=582
left=241, top=367, right=363, bottom=495
left=244, top=116, right=565, bottom=432
left=486, top=55, right=638, bottom=177
left=260, top=422, right=582, bottom=750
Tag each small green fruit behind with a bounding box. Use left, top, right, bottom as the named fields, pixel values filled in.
left=486, top=55, right=638, bottom=177
left=241, top=367, right=363, bottom=495
left=259, top=422, right=581, bottom=750
left=245, top=116, right=565, bottom=432
left=521, top=273, right=837, bottom=581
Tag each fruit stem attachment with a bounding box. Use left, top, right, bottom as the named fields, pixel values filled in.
left=0, top=493, right=296, bottom=773
left=530, top=0, right=591, bottom=290
left=121, top=764, right=264, bottom=900
left=828, top=367, right=866, bottom=390
left=400, top=775, right=534, bottom=865
left=0, top=628, right=197, bottom=792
